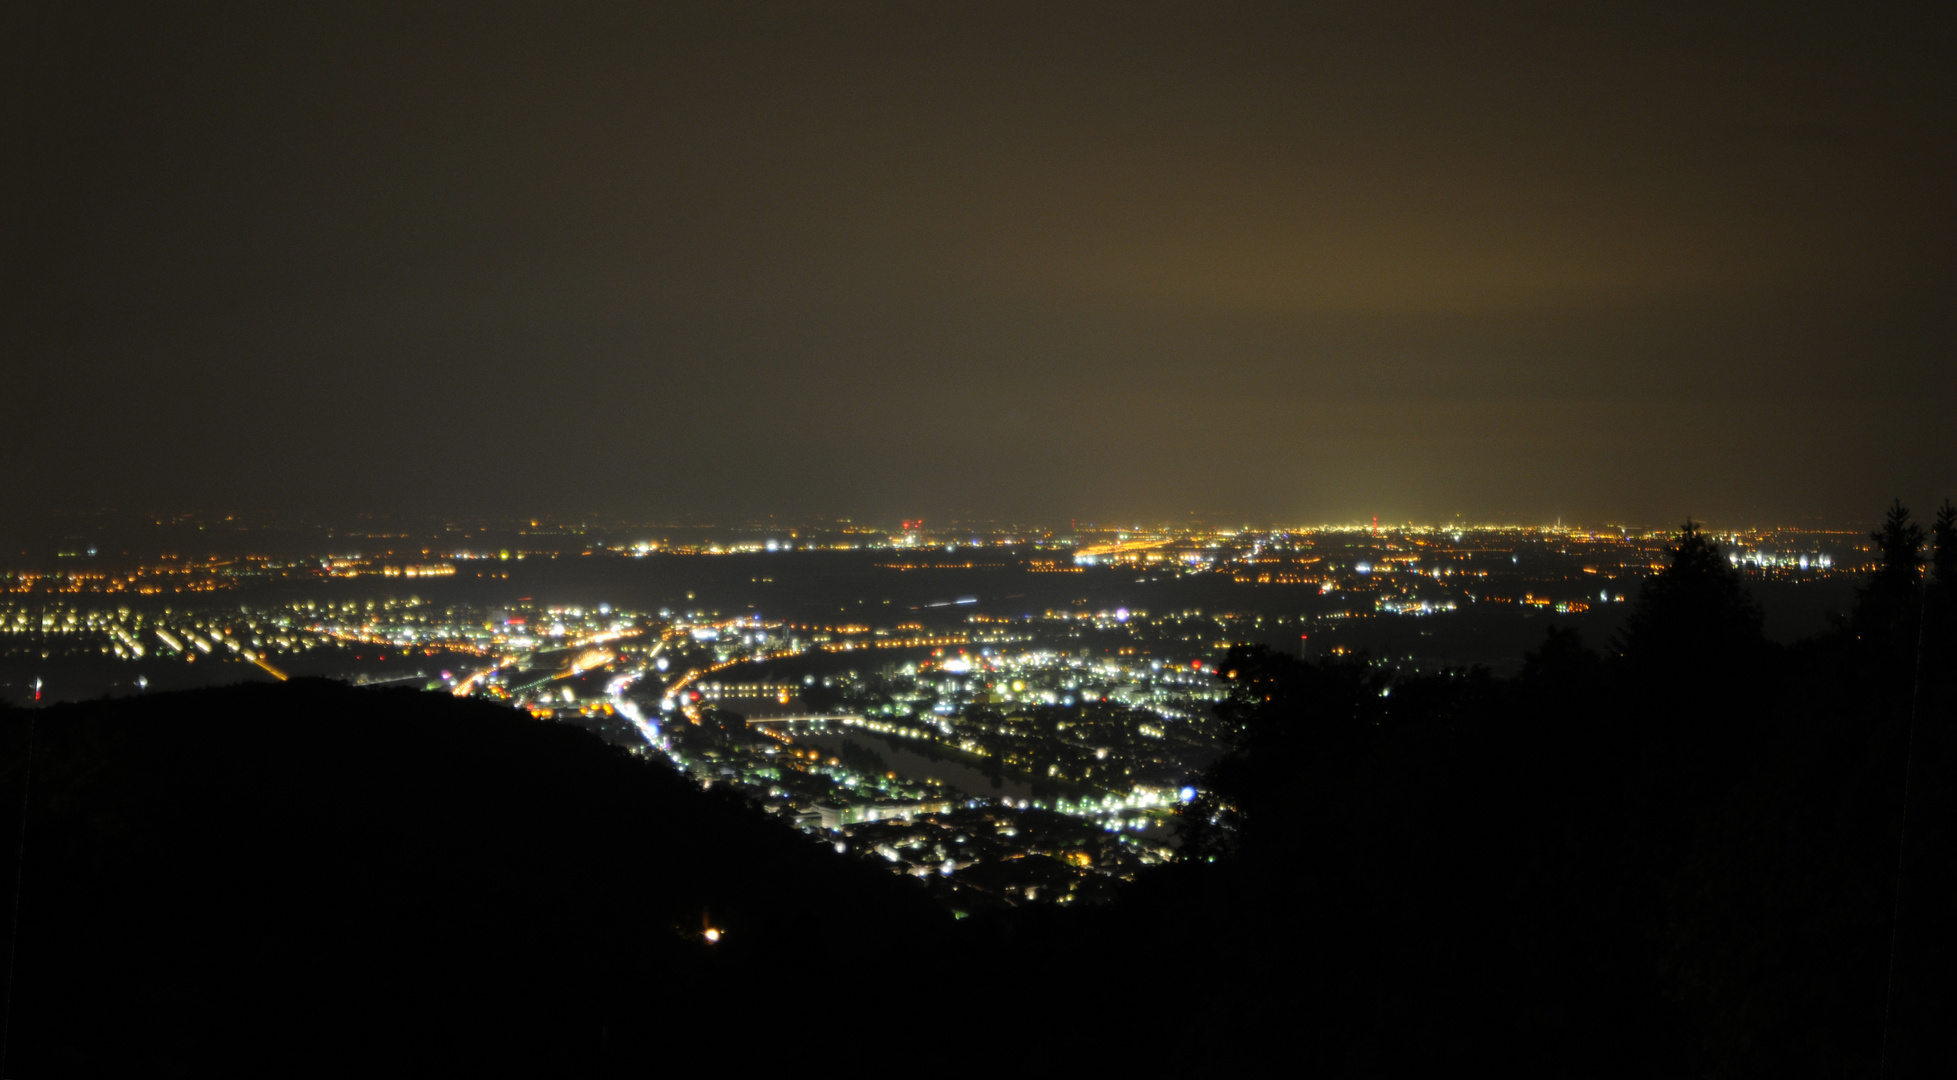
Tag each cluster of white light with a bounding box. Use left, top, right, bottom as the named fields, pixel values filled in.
left=1729, top=550, right=1833, bottom=570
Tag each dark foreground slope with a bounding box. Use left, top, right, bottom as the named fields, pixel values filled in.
left=1082, top=513, right=1957, bottom=1078
left=3, top=510, right=1952, bottom=1077
left=0, top=680, right=946, bottom=1075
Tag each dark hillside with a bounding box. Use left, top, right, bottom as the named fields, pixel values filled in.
left=946, top=512, right=1957, bottom=1076
left=0, top=681, right=946, bottom=1075
left=2, top=509, right=1952, bottom=1076
left=1072, top=515, right=1953, bottom=1075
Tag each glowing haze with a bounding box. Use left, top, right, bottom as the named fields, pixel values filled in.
left=6, top=4, right=1952, bottom=528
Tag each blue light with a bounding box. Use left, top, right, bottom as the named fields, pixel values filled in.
left=1178, top=786, right=1197, bottom=803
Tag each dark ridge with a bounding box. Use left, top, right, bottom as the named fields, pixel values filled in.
left=3, top=509, right=1954, bottom=1075
left=0, top=680, right=946, bottom=1075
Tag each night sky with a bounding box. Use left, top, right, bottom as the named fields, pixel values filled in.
left=7, top=3, right=1953, bottom=527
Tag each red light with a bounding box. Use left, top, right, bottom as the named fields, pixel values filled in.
left=1191, top=660, right=1202, bottom=670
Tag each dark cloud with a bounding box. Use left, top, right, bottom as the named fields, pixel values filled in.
left=6, top=2, right=1953, bottom=526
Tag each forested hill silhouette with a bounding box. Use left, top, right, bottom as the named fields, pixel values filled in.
left=3, top=504, right=1954, bottom=1076
left=1086, top=505, right=1956, bottom=1075
left=0, top=681, right=948, bottom=1075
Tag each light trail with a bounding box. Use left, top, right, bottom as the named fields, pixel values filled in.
left=245, top=651, right=289, bottom=681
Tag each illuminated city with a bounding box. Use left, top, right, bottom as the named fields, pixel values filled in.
left=6, top=4, right=1952, bottom=1072
left=0, top=514, right=1875, bottom=908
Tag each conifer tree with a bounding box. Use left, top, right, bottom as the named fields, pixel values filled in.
left=1855, top=499, right=1926, bottom=650
left=1615, top=520, right=1763, bottom=678
left=1931, top=499, right=1956, bottom=591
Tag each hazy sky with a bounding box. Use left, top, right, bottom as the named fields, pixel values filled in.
left=6, top=3, right=1953, bottom=527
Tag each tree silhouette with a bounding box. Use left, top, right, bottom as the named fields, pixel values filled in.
left=1520, top=624, right=1604, bottom=711
left=1614, top=519, right=1764, bottom=677
left=9, top=502, right=1956, bottom=1074
left=1855, top=499, right=1926, bottom=651
left=1928, top=499, right=1956, bottom=626
left=1932, top=500, right=1957, bottom=581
